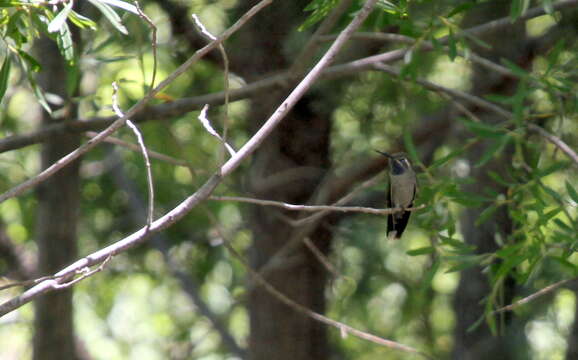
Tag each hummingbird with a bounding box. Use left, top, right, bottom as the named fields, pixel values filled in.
left=375, top=151, right=417, bottom=239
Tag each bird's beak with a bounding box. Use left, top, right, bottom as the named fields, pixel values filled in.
left=374, top=150, right=393, bottom=159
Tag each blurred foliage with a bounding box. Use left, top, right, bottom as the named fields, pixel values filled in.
left=0, top=0, right=577, bottom=359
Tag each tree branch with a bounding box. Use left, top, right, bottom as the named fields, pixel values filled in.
left=0, top=0, right=378, bottom=318
left=0, top=0, right=274, bottom=204
left=2, top=0, right=576, bottom=154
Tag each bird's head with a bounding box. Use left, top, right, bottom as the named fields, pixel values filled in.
left=375, top=150, right=412, bottom=175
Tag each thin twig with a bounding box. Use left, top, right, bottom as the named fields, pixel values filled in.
left=373, top=62, right=512, bottom=119
left=85, top=132, right=193, bottom=169
left=528, top=124, right=578, bottom=167
left=289, top=0, right=355, bottom=77
left=192, top=14, right=232, bottom=165
left=373, top=63, right=578, bottom=168
left=207, top=211, right=432, bottom=359
left=134, top=1, right=158, bottom=89
left=0, top=276, right=57, bottom=291
left=219, top=0, right=380, bottom=177
left=2, top=0, right=577, bottom=154
left=0, top=0, right=274, bottom=204
left=52, top=255, right=113, bottom=290
left=323, top=32, right=522, bottom=81
left=294, top=173, right=384, bottom=226
left=197, top=105, right=236, bottom=157
left=0, top=0, right=372, bottom=317
left=111, top=82, right=155, bottom=229
left=247, top=173, right=385, bottom=292
left=209, top=195, right=424, bottom=215
left=493, top=278, right=577, bottom=314
left=110, top=150, right=245, bottom=357
left=303, top=237, right=342, bottom=280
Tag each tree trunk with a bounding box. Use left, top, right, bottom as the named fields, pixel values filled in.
left=452, top=1, right=530, bottom=359
left=33, top=36, right=82, bottom=360
left=229, top=2, right=334, bottom=359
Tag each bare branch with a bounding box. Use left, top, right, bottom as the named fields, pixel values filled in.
left=1, top=0, right=577, bottom=154
left=372, top=63, right=578, bottom=168
left=208, top=213, right=433, bottom=359
left=85, top=132, right=193, bottom=169
left=134, top=1, right=158, bottom=88
left=209, top=195, right=424, bottom=215
left=110, top=151, right=245, bottom=357
left=289, top=0, right=355, bottom=76
left=493, top=278, right=578, bottom=314
left=197, top=105, right=236, bottom=157
left=373, top=62, right=512, bottom=119
left=528, top=124, right=578, bottom=168
left=220, top=0, right=380, bottom=177
left=0, top=0, right=274, bottom=204
left=111, top=82, right=155, bottom=228
left=192, top=13, right=233, bottom=165
left=0, top=0, right=375, bottom=317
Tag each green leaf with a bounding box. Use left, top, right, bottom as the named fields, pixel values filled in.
left=17, top=50, right=41, bottom=72
left=299, top=0, right=338, bottom=31
left=66, top=58, right=80, bottom=95
left=475, top=134, right=512, bottom=167
left=444, top=254, right=487, bottom=273
left=48, top=1, right=73, bottom=33
left=429, top=147, right=465, bottom=170
left=407, top=246, right=435, bottom=256
left=537, top=208, right=562, bottom=227
left=488, top=171, right=516, bottom=186
left=447, top=28, right=457, bottom=61
left=501, top=58, right=530, bottom=79
left=403, top=131, right=419, bottom=165
left=566, top=181, right=578, bottom=203
left=55, top=21, right=75, bottom=65
left=439, top=235, right=475, bottom=254
left=0, top=1, right=28, bottom=6
left=510, top=0, right=530, bottom=21
left=88, top=0, right=128, bottom=35
left=420, top=259, right=441, bottom=289
left=554, top=218, right=573, bottom=232
left=447, top=2, right=475, bottom=18
left=68, top=10, right=98, bottom=30
left=461, top=119, right=505, bottom=138
left=476, top=204, right=499, bottom=226
left=98, top=0, right=138, bottom=14
left=0, top=55, right=11, bottom=102
left=534, top=161, right=569, bottom=179
left=543, top=0, right=554, bottom=14
left=30, top=76, right=52, bottom=114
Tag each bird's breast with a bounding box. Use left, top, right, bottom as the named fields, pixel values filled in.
left=390, top=173, right=415, bottom=208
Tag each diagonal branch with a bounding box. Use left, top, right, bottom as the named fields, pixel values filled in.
left=3, top=0, right=576, bottom=154
left=0, top=0, right=274, bottom=204
left=0, top=0, right=378, bottom=318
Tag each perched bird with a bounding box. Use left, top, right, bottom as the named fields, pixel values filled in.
left=375, top=151, right=417, bottom=239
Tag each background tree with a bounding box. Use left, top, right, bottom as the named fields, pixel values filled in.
left=1, top=0, right=578, bottom=359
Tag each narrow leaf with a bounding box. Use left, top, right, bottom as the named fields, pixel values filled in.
left=447, top=28, right=457, bottom=61
left=17, top=50, right=41, bottom=72
left=461, top=119, right=505, bottom=138
left=68, top=10, right=98, bottom=30
left=403, top=130, right=419, bottom=166
left=48, top=1, right=73, bottom=33
left=476, top=204, right=499, bottom=226
left=98, top=0, right=138, bottom=14
left=566, top=181, right=578, bottom=203
left=0, top=55, right=11, bottom=102
left=407, top=246, right=435, bottom=256
left=475, top=134, right=511, bottom=167
left=56, top=22, right=75, bottom=64
left=88, top=0, right=128, bottom=35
